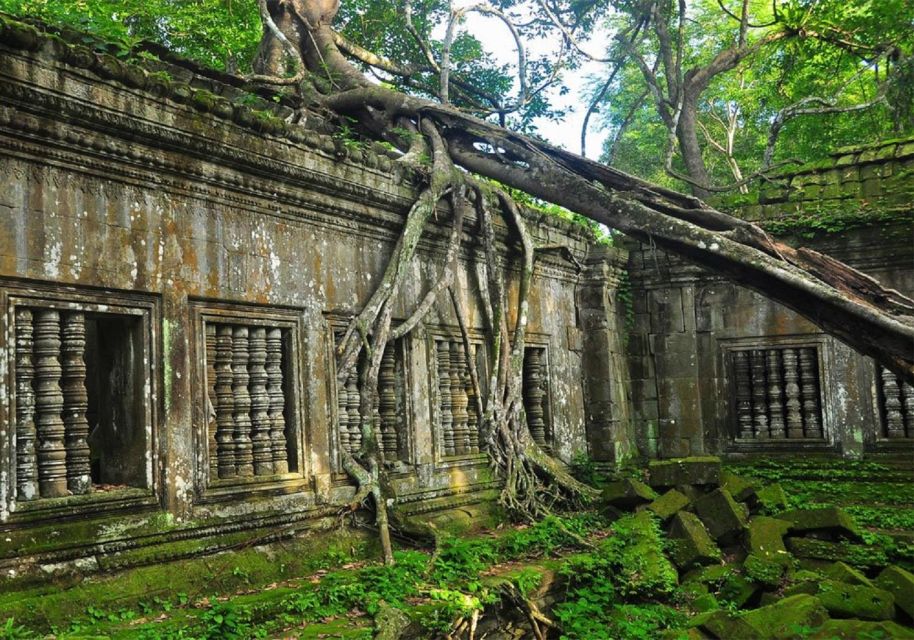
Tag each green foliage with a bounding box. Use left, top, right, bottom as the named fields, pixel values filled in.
left=0, top=619, right=34, bottom=640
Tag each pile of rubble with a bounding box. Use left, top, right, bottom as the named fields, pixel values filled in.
left=600, top=456, right=914, bottom=639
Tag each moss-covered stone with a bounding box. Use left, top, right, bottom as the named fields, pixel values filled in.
left=806, top=619, right=914, bottom=639
left=823, top=561, right=874, bottom=588
left=738, top=594, right=829, bottom=639
left=688, top=609, right=759, bottom=638
left=668, top=511, right=722, bottom=570
left=744, top=552, right=788, bottom=588
left=648, top=457, right=721, bottom=487
left=787, top=538, right=888, bottom=569
left=601, top=478, right=658, bottom=509
left=813, top=580, right=896, bottom=620
left=875, top=565, right=914, bottom=619
left=754, top=483, right=789, bottom=514
left=647, top=489, right=691, bottom=521
left=720, top=470, right=758, bottom=502
left=716, top=571, right=760, bottom=608
left=609, top=511, right=680, bottom=598
left=779, top=507, right=864, bottom=542
left=693, top=488, right=748, bottom=543
left=747, top=516, right=792, bottom=560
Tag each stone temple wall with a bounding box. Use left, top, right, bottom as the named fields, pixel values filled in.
left=0, top=24, right=630, bottom=582
left=625, top=138, right=914, bottom=460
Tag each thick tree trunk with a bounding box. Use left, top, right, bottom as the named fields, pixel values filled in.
left=676, top=96, right=712, bottom=199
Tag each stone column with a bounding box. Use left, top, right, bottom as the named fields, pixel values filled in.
left=577, top=246, right=635, bottom=467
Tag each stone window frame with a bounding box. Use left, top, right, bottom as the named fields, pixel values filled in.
left=427, top=327, right=489, bottom=467
left=719, top=334, right=835, bottom=453
left=190, top=301, right=308, bottom=501
left=1, top=282, right=160, bottom=522
left=870, top=360, right=914, bottom=450
left=325, top=317, right=416, bottom=476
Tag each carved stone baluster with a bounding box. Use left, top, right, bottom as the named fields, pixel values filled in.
left=378, top=344, right=399, bottom=459
left=61, top=312, right=91, bottom=494
left=881, top=367, right=905, bottom=439
left=337, top=372, right=351, bottom=455
left=437, top=341, right=455, bottom=456
left=766, top=350, right=786, bottom=438
left=205, top=323, right=219, bottom=478
left=249, top=327, right=273, bottom=476
left=902, top=382, right=914, bottom=438
left=465, top=344, right=480, bottom=454
left=451, top=341, right=469, bottom=455
left=782, top=349, right=804, bottom=439
left=799, top=348, right=822, bottom=438
left=750, top=349, right=769, bottom=438
left=215, top=325, right=236, bottom=478
left=733, top=350, right=753, bottom=439
left=34, top=309, right=67, bottom=497
left=232, top=326, right=254, bottom=477
left=266, top=328, right=289, bottom=473
left=346, top=370, right=361, bottom=452
left=524, top=348, right=547, bottom=446
left=15, top=308, right=38, bottom=500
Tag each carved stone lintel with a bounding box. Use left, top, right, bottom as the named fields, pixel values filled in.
left=733, top=350, right=753, bottom=439
left=766, top=350, right=786, bottom=438
left=249, top=327, right=273, bottom=476
left=61, top=312, right=91, bottom=494
left=15, top=308, right=38, bottom=500
left=215, top=325, right=236, bottom=478
left=266, top=328, right=289, bottom=473
left=232, top=326, right=254, bottom=477
left=34, top=309, right=68, bottom=498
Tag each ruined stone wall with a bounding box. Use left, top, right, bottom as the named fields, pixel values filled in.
left=626, top=138, right=914, bottom=460
left=0, top=24, right=627, bottom=582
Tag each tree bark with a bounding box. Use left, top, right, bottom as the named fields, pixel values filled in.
left=676, top=95, right=712, bottom=198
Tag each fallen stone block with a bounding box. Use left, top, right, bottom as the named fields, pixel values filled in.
left=693, top=488, right=748, bottom=543
left=600, top=478, right=658, bottom=509
left=747, top=516, right=792, bottom=560
left=814, top=580, right=896, bottom=620
left=754, top=483, right=789, bottom=513
left=647, top=489, right=690, bottom=521
left=807, top=619, right=914, bottom=639
left=787, top=538, right=888, bottom=569
left=720, top=470, right=758, bottom=502
left=648, top=457, right=721, bottom=488
left=875, top=565, right=914, bottom=619
left=823, top=561, right=874, bottom=588
left=744, top=552, right=788, bottom=588
left=717, top=571, right=760, bottom=608
left=739, top=594, right=829, bottom=639
left=779, top=507, right=864, bottom=542
left=669, top=511, right=721, bottom=570
left=688, top=609, right=758, bottom=638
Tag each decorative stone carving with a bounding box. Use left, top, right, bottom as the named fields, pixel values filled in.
left=266, top=328, right=289, bottom=473
left=337, top=372, right=351, bottom=454
left=799, top=348, right=823, bottom=439
left=215, top=325, right=237, bottom=478
left=523, top=348, right=549, bottom=447
left=61, top=312, right=91, bottom=494
left=14, top=308, right=38, bottom=500
left=750, top=349, right=769, bottom=439
left=903, top=382, right=914, bottom=439
left=33, top=309, right=68, bottom=497
left=733, top=350, right=753, bottom=439
left=231, top=326, right=254, bottom=477
left=205, top=323, right=219, bottom=478
left=766, top=350, right=786, bottom=438
left=451, top=342, right=469, bottom=455
left=345, top=369, right=361, bottom=452
left=437, top=340, right=455, bottom=456
left=465, top=344, right=481, bottom=454
left=783, top=349, right=804, bottom=439
left=248, top=327, right=273, bottom=476
left=378, top=344, right=399, bottom=458
left=880, top=367, right=905, bottom=439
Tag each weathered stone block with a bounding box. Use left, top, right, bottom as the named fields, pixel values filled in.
left=875, top=565, right=914, bottom=619
left=717, top=571, right=760, bottom=608
left=693, top=488, right=748, bottom=543
left=754, top=483, right=789, bottom=513
left=807, top=620, right=914, bottom=639
left=647, top=489, right=690, bottom=521
left=739, top=594, right=829, bottom=639
left=668, top=511, right=721, bottom=569
left=747, top=516, right=792, bottom=560
left=600, top=478, right=658, bottom=509
left=787, top=538, right=888, bottom=569
left=779, top=507, right=864, bottom=542
left=648, top=456, right=721, bottom=487
left=744, top=552, right=788, bottom=588
left=688, top=610, right=759, bottom=638
left=824, top=561, right=874, bottom=588
left=720, top=470, right=757, bottom=502
left=814, top=580, right=896, bottom=621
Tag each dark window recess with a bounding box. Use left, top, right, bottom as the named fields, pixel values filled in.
left=730, top=346, right=824, bottom=440
left=523, top=347, right=552, bottom=448
left=336, top=338, right=409, bottom=464
left=14, top=307, right=147, bottom=501
left=205, top=322, right=296, bottom=480
left=877, top=365, right=914, bottom=439
left=436, top=338, right=482, bottom=457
